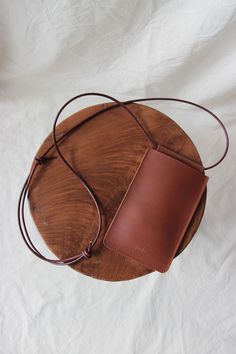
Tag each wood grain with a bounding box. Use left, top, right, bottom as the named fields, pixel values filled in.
left=28, top=102, right=207, bottom=281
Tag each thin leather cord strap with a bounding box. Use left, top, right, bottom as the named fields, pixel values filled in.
left=18, top=93, right=229, bottom=265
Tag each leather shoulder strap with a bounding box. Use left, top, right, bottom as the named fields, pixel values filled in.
left=18, top=93, right=229, bottom=266
left=53, top=93, right=229, bottom=171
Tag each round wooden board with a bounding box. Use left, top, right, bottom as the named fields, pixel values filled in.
left=28, top=102, right=207, bottom=281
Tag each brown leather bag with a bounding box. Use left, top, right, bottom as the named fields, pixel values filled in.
left=103, top=145, right=208, bottom=272
left=18, top=93, right=229, bottom=272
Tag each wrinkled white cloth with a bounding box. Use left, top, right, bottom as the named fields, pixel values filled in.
left=1, top=1, right=236, bottom=353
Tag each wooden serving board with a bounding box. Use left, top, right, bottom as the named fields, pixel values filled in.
left=28, top=102, right=207, bottom=281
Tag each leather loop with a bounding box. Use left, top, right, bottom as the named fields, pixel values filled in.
left=35, top=156, right=45, bottom=165
left=81, top=250, right=91, bottom=259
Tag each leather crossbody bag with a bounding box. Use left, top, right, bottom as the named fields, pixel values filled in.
left=18, top=93, right=229, bottom=272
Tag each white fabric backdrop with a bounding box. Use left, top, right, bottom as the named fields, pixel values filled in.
left=1, top=1, right=236, bottom=353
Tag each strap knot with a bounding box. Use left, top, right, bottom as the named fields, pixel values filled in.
left=81, top=241, right=93, bottom=259
left=35, top=156, right=45, bottom=165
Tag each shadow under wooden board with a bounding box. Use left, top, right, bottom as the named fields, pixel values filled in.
left=28, top=102, right=207, bottom=281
